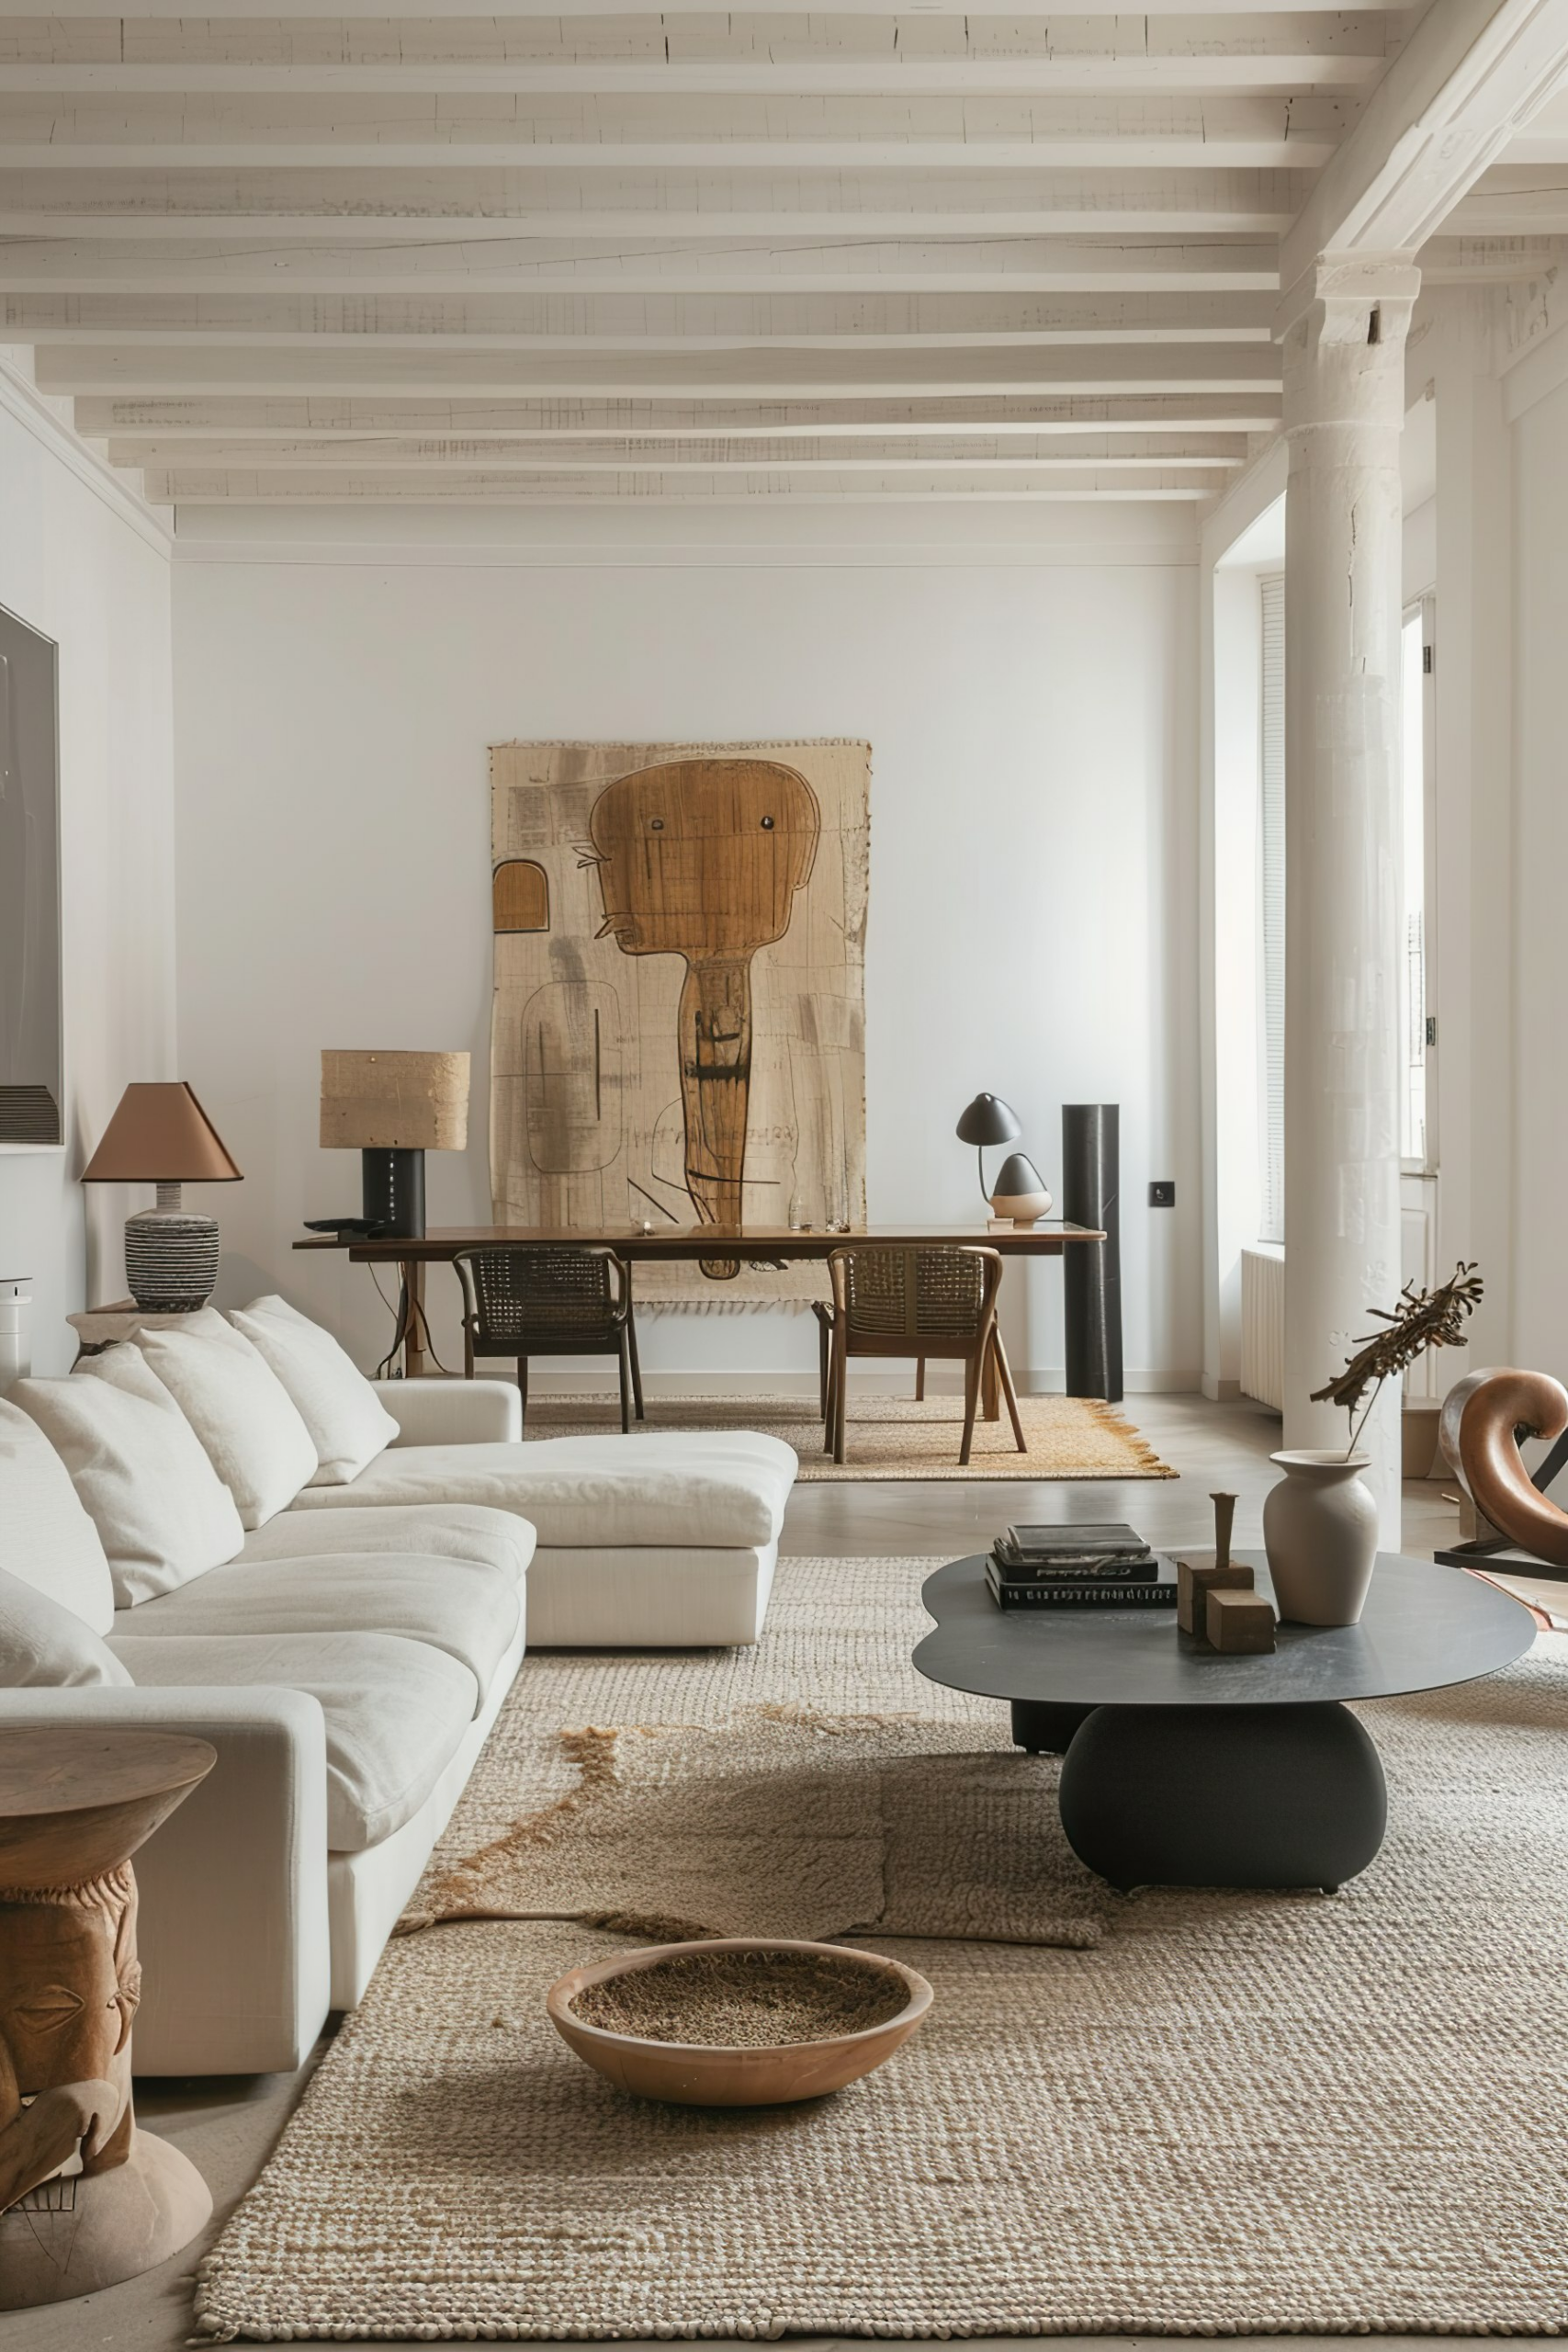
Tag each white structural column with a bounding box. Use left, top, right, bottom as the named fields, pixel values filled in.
left=1280, top=254, right=1419, bottom=1539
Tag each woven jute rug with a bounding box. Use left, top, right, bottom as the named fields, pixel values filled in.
left=523, top=1392, right=1175, bottom=1480
left=195, top=1556, right=1568, bottom=2343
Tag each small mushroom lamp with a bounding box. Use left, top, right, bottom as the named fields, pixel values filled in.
left=988, top=1152, right=1053, bottom=1227
left=954, top=1092, right=1022, bottom=1210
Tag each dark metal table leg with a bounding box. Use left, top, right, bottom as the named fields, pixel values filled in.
left=1010, top=1698, right=1097, bottom=1754
left=1057, top=1702, right=1387, bottom=1892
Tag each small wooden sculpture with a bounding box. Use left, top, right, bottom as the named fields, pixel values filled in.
left=1210, top=1491, right=1237, bottom=1571
left=1176, top=1494, right=1247, bottom=1634
left=1205, top=1587, right=1278, bottom=1654
left=0, top=1729, right=214, bottom=2311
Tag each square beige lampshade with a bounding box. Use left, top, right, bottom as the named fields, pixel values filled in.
left=320, top=1051, right=470, bottom=1152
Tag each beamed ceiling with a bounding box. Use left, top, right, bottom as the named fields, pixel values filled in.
left=2, top=6, right=1567, bottom=509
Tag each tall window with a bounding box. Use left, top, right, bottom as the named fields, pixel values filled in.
left=1258, top=573, right=1286, bottom=1244
left=1400, top=607, right=1430, bottom=1167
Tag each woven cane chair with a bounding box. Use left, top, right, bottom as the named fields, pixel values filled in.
left=453, top=1246, right=644, bottom=1434
left=822, top=1244, right=1025, bottom=1467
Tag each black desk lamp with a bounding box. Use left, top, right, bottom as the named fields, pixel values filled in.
left=955, top=1092, right=1022, bottom=1210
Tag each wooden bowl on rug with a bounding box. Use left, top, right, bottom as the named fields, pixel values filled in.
left=546, top=1937, right=933, bottom=2107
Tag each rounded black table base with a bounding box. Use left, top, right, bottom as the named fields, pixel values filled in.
left=1010, top=1698, right=1097, bottom=1754
left=1057, top=1701, right=1388, bottom=1894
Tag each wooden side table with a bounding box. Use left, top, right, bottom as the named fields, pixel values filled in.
left=0, top=1727, right=216, bottom=2311
left=67, top=1301, right=194, bottom=1363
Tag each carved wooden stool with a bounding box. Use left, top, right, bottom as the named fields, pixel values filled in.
left=0, top=1726, right=216, bottom=2311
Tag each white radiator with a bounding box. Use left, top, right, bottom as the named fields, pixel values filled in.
left=1241, top=1246, right=1285, bottom=1410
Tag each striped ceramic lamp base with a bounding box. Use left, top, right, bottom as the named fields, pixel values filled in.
left=123, top=1182, right=220, bottom=1313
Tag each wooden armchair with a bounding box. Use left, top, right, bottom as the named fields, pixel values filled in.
left=454, top=1245, right=644, bottom=1433
left=822, top=1244, right=1025, bottom=1467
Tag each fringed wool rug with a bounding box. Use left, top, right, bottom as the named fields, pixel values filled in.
left=520, top=1393, right=1176, bottom=1481
left=195, top=1555, right=1568, bottom=2343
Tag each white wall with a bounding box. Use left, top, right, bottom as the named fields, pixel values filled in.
left=0, top=356, right=175, bottom=1374
left=171, top=501, right=1201, bottom=1393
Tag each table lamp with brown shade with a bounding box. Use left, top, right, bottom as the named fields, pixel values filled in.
left=320, top=1050, right=469, bottom=1239
left=80, top=1082, right=243, bottom=1312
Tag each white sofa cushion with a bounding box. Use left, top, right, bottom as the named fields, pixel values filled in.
left=287, top=1430, right=797, bottom=1550
left=110, top=1629, right=477, bottom=1850
left=11, top=1351, right=245, bottom=1608
left=111, top=1552, right=523, bottom=1711
left=0, top=1396, right=118, bottom=1634
left=240, top=1501, right=534, bottom=1588
left=0, top=1566, right=133, bottom=1688
left=134, top=1307, right=319, bottom=1531
left=229, top=1296, right=399, bottom=1487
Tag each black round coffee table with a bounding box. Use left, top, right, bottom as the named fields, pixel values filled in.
left=913, top=1551, right=1535, bottom=1892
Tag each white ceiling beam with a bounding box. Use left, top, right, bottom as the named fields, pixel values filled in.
left=138, top=463, right=1230, bottom=501
left=0, top=166, right=1307, bottom=241
left=0, top=234, right=1282, bottom=293
left=71, top=390, right=1284, bottom=435
left=3, top=0, right=1416, bottom=25
left=1418, top=228, right=1568, bottom=271
left=1280, top=0, right=1568, bottom=289
left=0, top=16, right=1410, bottom=69
left=3, top=289, right=1277, bottom=345
left=0, top=91, right=1347, bottom=170
left=1444, top=164, right=1568, bottom=227
left=36, top=341, right=1282, bottom=395
left=105, top=430, right=1252, bottom=469
left=1506, top=82, right=1568, bottom=153
left=0, top=58, right=1394, bottom=96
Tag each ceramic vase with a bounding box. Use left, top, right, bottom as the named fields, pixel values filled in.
left=1262, top=1450, right=1379, bottom=1626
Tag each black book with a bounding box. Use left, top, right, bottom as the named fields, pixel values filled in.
left=990, top=1544, right=1153, bottom=1583
left=986, top=1557, right=1178, bottom=1609
left=1004, top=1521, right=1148, bottom=1561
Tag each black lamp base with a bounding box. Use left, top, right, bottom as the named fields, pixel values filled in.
left=361, top=1148, right=425, bottom=1238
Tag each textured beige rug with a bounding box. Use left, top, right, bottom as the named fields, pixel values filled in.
left=525, top=1391, right=1175, bottom=1479
left=406, top=1708, right=1108, bottom=1950
left=195, top=1556, right=1568, bottom=2343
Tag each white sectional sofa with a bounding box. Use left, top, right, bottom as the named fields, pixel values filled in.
left=0, top=1300, right=796, bottom=2075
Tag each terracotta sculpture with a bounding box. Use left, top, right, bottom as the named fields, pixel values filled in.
left=589, top=758, right=819, bottom=1273
left=0, top=1729, right=213, bottom=2311
left=1447, top=1366, right=1568, bottom=1567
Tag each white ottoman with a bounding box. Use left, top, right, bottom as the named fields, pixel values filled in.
left=288, top=1429, right=797, bottom=1645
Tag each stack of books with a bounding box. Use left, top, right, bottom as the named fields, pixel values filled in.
left=987, top=1522, right=1178, bottom=1609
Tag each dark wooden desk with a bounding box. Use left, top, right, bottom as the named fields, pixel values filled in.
left=294, top=1221, right=1106, bottom=1388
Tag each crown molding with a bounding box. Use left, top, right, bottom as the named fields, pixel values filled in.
left=0, top=350, right=173, bottom=560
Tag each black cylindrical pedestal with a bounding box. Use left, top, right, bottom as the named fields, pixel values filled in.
left=1061, top=1102, right=1122, bottom=1402
left=1057, top=1702, right=1387, bottom=1892
left=361, top=1147, right=426, bottom=1238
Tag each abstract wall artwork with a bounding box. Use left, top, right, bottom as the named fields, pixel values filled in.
left=0, top=605, right=62, bottom=1149
left=490, top=741, right=869, bottom=1304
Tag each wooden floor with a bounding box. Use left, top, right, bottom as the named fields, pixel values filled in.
left=9, top=1392, right=1555, bottom=2352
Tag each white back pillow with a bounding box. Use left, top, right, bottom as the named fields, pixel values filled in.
left=229, top=1295, right=398, bottom=1487
left=0, top=1566, right=132, bottom=1688
left=11, top=1351, right=245, bottom=1607
left=0, top=1397, right=118, bottom=1634
left=134, top=1307, right=318, bottom=1530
